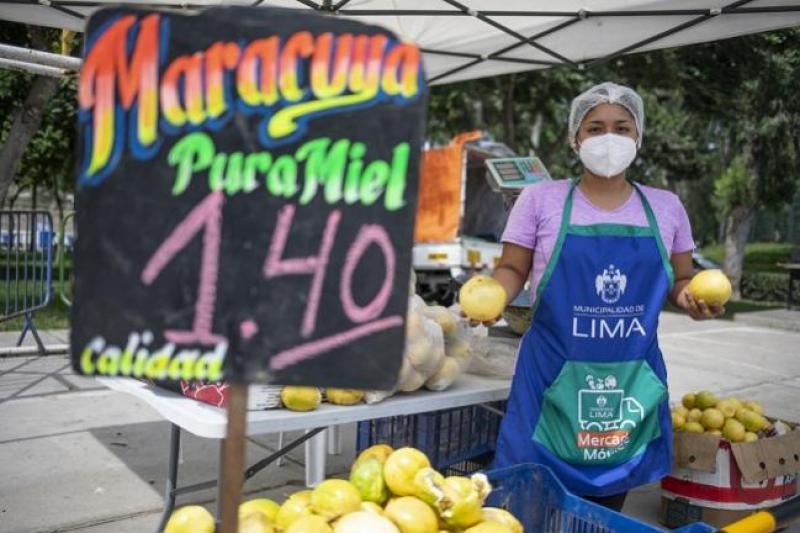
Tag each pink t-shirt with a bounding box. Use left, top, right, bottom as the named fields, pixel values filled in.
left=502, top=179, right=695, bottom=302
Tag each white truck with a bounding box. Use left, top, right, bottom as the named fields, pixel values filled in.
left=413, top=133, right=551, bottom=306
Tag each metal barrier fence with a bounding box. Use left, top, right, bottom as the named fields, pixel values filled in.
left=0, top=210, right=54, bottom=354
left=57, top=211, right=74, bottom=307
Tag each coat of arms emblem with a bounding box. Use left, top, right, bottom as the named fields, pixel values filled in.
left=595, top=264, right=627, bottom=304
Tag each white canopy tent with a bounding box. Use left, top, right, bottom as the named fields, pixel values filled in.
left=0, top=0, right=800, bottom=81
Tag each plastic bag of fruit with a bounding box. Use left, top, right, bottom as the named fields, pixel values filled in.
left=365, top=290, right=445, bottom=402
left=467, top=336, right=520, bottom=379
left=424, top=314, right=474, bottom=391
left=404, top=314, right=446, bottom=384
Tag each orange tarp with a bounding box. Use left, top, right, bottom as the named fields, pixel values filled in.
left=414, top=131, right=481, bottom=243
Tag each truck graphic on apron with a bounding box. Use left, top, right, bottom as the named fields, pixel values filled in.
left=578, top=374, right=645, bottom=432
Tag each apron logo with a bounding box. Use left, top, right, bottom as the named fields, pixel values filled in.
left=576, top=373, right=645, bottom=462
left=595, top=264, right=627, bottom=304
left=574, top=264, right=645, bottom=339
left=571, top=316, right=646, bottom=339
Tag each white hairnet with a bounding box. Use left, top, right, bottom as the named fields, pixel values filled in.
left=568, top=82, right=644, bottom=149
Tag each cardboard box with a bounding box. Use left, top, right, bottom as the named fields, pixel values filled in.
left=660, top=424, right=800, bottom=528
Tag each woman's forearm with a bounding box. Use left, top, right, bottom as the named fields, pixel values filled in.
left=493, top=264, right=528, bottom=306
left=669, top=278, right=691, bottom=310
left=487, top=243, right=534, bottom=315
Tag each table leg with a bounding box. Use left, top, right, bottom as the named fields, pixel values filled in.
left=156, top=424, right=181, bottom=533
left=245, top=428, right=324, bottom=481
left=328, top=425, right=342, bottom=455
left=305, top=428, right=327, bottom=487
left=215, top=439, right=225, bottom=527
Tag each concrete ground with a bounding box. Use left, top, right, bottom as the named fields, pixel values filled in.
left=1, top=311, right=799, bottom=533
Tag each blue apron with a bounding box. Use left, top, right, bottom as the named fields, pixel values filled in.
left=493, top=180, right=674, bottom=497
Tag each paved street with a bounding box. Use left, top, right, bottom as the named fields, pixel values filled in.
left=1, top=311, right=798, bottom=532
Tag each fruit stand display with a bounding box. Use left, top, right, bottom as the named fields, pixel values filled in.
left=663, top=391, right=800, bottom=529
left=69, top=5, right=436, bottom=530
left=170, top=270, right=487, bottom=413
left=165, top=445, right=523, bottom=533
left=168, top=441, right=757, bottom=533
left=60, top=0, right=800, bottom=530
left=671, top=392, right=772, bottom=442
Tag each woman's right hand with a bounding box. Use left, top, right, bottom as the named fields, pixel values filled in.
left=457, top=243, right=532, bottom=329
left=677, top=287, right=726, bottom=320
left=460, top=311, right=501, bottom=328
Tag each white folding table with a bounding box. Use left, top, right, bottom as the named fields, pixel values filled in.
left=98, top=375, right=510, bottom=531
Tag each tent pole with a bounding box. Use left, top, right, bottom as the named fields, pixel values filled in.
left=51, top=4, right=86, bottom=21
left=587, top=0, right=757, bottom=68
left=439, top=0, right=577, bottom=67
left=294, top=0, right=321, bottom=10
left=0, top=58, right=70, bottom=77
left=0, top=44, right=81, bottom=72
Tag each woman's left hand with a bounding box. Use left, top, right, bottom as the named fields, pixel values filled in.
left=460, top=311, right=500, bottom=328
left=679, top=288, right=725, bottom=320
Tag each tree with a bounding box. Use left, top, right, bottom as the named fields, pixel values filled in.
left=0, top=23, right=78, bottom=212
left=426, top=30, right=800, bottom=296
left=427, top=49, right=717, bottom=185
left=678, top=30, right=800, bottom=296
left=609, top=52, right=722, bottom=246
left=427, top=66, right=589, bottom=177
left=713, top=157, right=756, bottom=294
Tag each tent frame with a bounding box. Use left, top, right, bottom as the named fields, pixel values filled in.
left=1, top=0, right=800, bottom=80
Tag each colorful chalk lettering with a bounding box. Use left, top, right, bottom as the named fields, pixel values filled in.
left=165, top=133, right=411, bottom=210
left=263, top=205, right=341, bottom=338
left=78, top=13, right=422, bottom=185
left=71, top=6, right=425, bottom=388
left=141, top=191, right=226, bottom=346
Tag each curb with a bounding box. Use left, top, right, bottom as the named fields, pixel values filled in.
left=733, top=314, right=800, bottom=333
left=0, top=344, right=69, bottom=357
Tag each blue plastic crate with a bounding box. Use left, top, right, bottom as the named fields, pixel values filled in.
left=356, top=401, right=505, bottom=471
left=485, top=464, right=714, bottom=533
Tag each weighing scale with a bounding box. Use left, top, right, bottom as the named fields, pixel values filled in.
left=485, top=156, right=553, bottom=196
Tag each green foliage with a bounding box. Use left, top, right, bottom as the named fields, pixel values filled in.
left=663, top=298, right=781, bottom=320
left=720, top=299, right=783, bottom=317
left=699, top=245, right=723, bottom=265
left=428, top=28, right=800, bottom=246
left=0, top=21, right=798, bottom=247
left=671, top=30, right=800, bottom=211
left=0, top=282, right=71, bottom=331
left=427, top=69, right=589, bottom=179
left=700, top=242, right=798, bottom=274
left=713, top=157, right=755, bottom=217
left=741, top=272, right=798, bottom=304
left=0, top=22, right=79, bottom=205
left=2, top=76, right=78, bottom=198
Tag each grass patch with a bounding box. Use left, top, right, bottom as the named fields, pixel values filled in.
left=0, top=298, right=71, bottom=332
left=0, top=281, right=71, bottom=332
left=664, top=299, right=782, bottom=320
left=719, top=299, right=783, bottom=318
left=700, top=242, right=798, bottom=274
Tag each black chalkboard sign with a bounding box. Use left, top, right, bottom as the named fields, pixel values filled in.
left=71, top=6, right=426, bottom=388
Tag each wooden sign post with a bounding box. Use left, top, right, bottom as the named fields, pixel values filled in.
left=220, top=384, right=247, bottom=532
left=71, top=6, right=426, bottom=532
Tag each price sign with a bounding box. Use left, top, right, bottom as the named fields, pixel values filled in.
left=71, top=6, right=426, bottom=389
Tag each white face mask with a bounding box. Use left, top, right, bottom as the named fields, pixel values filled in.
left=578, top=133, right=637, bottom=178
